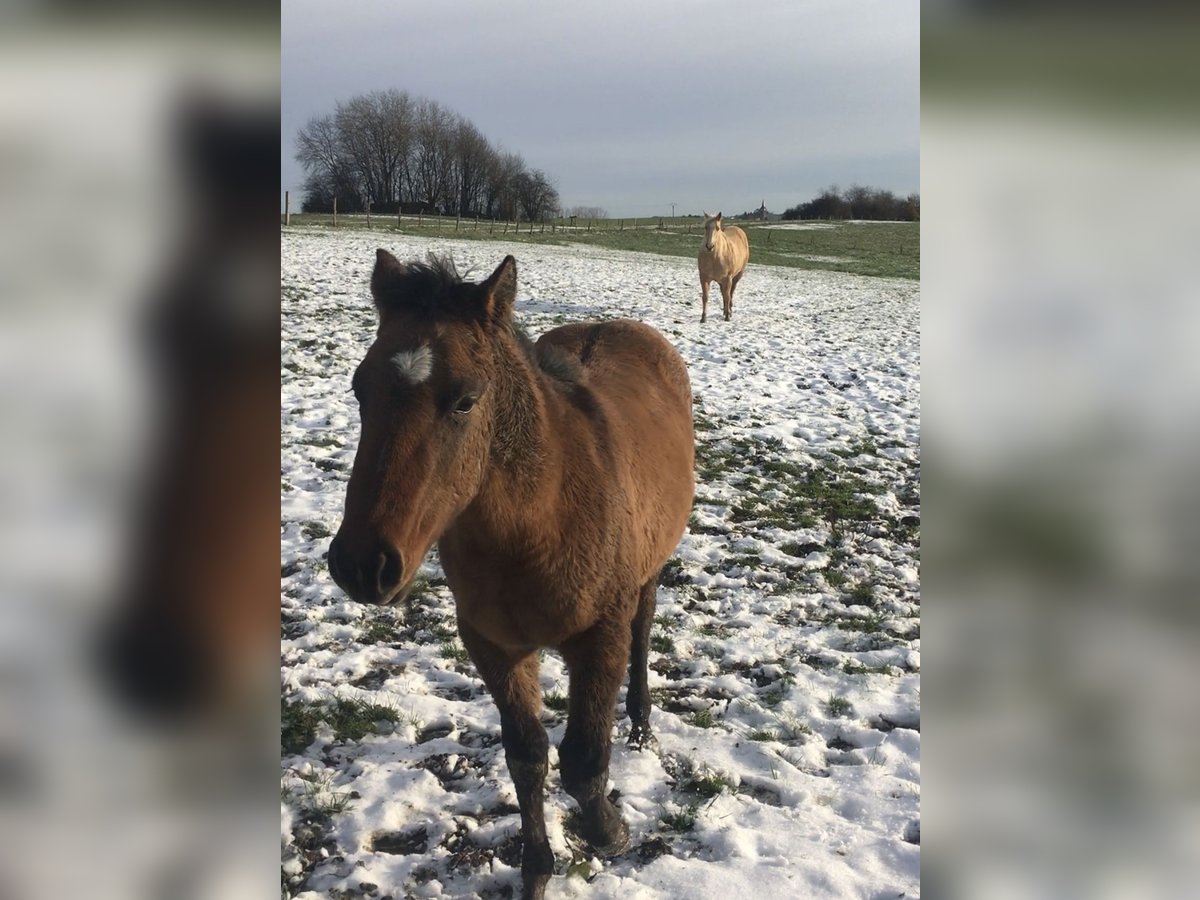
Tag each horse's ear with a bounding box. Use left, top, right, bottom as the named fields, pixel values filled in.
left=702, top=210, right=711, bottom=220
left=716, top=212, right=723, bottom=222
left=479, top=255, right=517, bottom=322
left=370, top=248, right=405, bottom=309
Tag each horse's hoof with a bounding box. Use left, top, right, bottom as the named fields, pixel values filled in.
left=576, top=798, right=630, bottom=857
left=627, top=727, right=658, bottom=752
left=588, top=817, right=631, bottom=858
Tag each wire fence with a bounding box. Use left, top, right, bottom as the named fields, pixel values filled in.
left=281, top=194, right=704, bottom=235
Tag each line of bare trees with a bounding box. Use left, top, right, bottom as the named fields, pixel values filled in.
left=783, top=185, right=919, bottom=221
left=296, top=89, right=560, bottom=222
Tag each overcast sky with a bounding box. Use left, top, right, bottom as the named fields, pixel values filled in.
left=282, top=0, right=918, bottom=218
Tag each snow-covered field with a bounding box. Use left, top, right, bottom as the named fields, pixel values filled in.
left=281, top=229, right=920, bottom=899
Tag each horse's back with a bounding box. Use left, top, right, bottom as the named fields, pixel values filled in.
left=537, top=320, right=694, bottom=576
left=537, top=320, right=691, bottom=409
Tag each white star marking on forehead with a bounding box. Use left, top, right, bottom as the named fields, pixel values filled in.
left=391, top=345, right=434, bottom=384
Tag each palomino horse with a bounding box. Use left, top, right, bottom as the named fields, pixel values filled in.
left=330, top=251, right=695, bottom=900
left=697, top=211, right=750, bottom=322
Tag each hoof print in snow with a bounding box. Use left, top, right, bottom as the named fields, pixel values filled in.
left=372, top=826, right=429, bottom=855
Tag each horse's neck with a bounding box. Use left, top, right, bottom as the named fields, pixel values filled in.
left=472, top=336, right=567, bottom=536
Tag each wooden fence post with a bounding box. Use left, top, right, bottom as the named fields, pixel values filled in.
left=366, top=200, right=371, bottom=228
left=332, top=196, right=337, bottom=228
left=284, top=191, right=289, bottom=226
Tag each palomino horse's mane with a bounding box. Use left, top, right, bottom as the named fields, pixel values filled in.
left=373, top=253, right=581, bottom=383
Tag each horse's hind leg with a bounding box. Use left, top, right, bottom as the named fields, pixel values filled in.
left=459, top=621, right=552, bottom=900
left=731, top=270, right=744, bottom=315
left=720, top=279, right=734, bottom=321
left=626, top=576, right=657, bottom=749
left=559, top=619, right=632, bottom=856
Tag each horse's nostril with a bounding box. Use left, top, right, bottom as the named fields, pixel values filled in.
left=376, top=547, right=403, bottom=596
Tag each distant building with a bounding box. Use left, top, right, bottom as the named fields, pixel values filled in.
left=735, top=201, right=779, bottom=222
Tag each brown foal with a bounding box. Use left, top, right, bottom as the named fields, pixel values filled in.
left=329, top=250, right=694, bottom=899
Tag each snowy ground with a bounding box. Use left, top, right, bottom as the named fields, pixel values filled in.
left=281, top=229, right=920, bottom=899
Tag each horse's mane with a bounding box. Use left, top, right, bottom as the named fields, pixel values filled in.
left=377, top=254, right=580, bottom=383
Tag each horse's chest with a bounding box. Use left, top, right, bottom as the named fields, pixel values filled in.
left=441, top=555, right=610, bottom=651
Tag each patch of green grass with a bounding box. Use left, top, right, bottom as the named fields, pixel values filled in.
left=282, top=696, right=399, bottom=752
left=846, top=581, right=876, bottom=605
left=650, top=633, right=675, bottom=654
left=774, top=713, right=813, bottom=741
left=684, top=768, right=733, bottom=799
left=285, top=770, right=356, bottom=817
left=843, top=660, right=897, bottom=676
left=747, top=728, right=777, bottom=742
left=439, top=641, right=471, bottom=663
left=282, top=699, right=323, bottom=755
left=832, top=437, right=879, bottom=459
left=361, top=614, right=402, bottom=644
left=780, top=540, right=823, bottom=558
left=690, top=708, right=717, bottom=728
left=327, top=697, right=399, bottom=742
left=826, top=695, right=856, bottom=718
left=725, top=553, right=763, bottom=570
left=660, top=803, right=699, bottom=833
left=658, top=558, right=689, bottom=587
left=301, top=521, right=332, bottom=541
left=837, top=613, right=886, bottom=634
left=286, top=215, right=919, bottom=280
left=760, top=685, right=789, bottom=708
left=544, top=690, right=569, bottom=712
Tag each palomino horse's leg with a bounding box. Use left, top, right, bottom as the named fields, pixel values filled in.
left=700, top=277, right=710, bottom=323
left=559, top=618, right=632, bottom=855
left=731, top=270, right=744, bottom=316
left=626, top=577, right=658, bottom=749
left=459, top=622, right=553, bottom=900
left=720, top=279, right=734, bottom=321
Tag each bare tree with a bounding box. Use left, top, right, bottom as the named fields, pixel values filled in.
left=295, top=89, right=557, bottom=220
left=514, top=169, right=559, bottom=222
left=453, top=118, right=491, bottom=217
left=410, top=99, right=456, bottom=212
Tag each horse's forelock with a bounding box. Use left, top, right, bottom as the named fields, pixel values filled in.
left=372, top=253, right=471, bottom=317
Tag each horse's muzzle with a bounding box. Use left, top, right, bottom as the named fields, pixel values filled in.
left=328, top=532, right=405, bottom=604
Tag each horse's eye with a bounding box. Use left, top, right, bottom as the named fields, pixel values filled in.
left=453, top=395, right=478, bottom=414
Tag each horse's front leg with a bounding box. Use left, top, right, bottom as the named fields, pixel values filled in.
left=720, top=279, right=733, bottom=321
left=699, top=276, right=710, bottom=323
left=459, top=622, right=552, bottom=900
left=559, top=620, right=631, bottom=856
